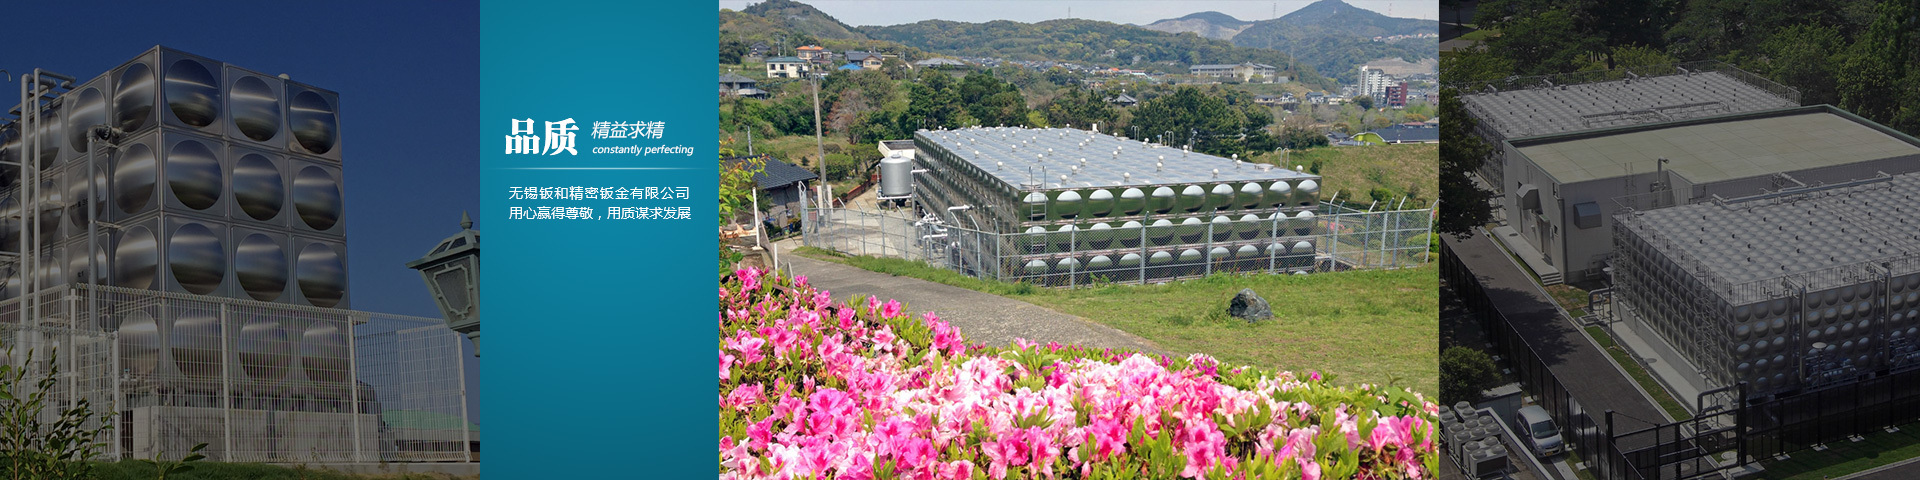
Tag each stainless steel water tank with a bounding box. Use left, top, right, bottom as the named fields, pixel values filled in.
left=880, top=153, right=913, bottom=197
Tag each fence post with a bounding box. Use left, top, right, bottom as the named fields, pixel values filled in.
left=1204, top=223, right=1213, bottom=277
left=1259, top=211, right=1274, bottom=274
left=1139, top=221, right=1148, bottom=285
left=349, top=313, right=364, bottom=463
left=219, top=303, right=235, bottom=461
left=457, top=331, right=474, bottom=463
left=66, top=292, right=76, bottom=412
left=1069, top=227, right=1078, bottom=288
left=111, top=287, right=122, bottom=460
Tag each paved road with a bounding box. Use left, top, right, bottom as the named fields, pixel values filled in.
left=1444, top=231, right=1670, bottom=428
left=773, top=242, right=1161, bottom=354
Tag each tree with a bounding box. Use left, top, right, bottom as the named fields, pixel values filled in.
left=1129, top=87, right=1252, bottom=156
left=1439, top=51, right=1516, bottom=87
left=1837, top=1, right=1909, bottom=128
left=906, top=70, right=963, bottom=130
left=1438, top=88, right=1495, bottom=236
left=1278, top=127, right=1329, bottom=150
left=719, top=148, right=765, bottom=273
left=828, top=89, right=873, bottom=143
left=1368, top=187, right=1397, bottom=205
left=0, top=347, right=113, bottom=480
left=720, top=39, right=749, bottom=64
left=1042, top=88, right=1117, bottom=130
left=1763, top=24, right=1843, bottom=106
left=1353, top=95, right=1375, bottom=111
left=1490, top=8, right=1602, bottom=76
left=1441, top=347, right=1501, bottom=404
left=1576, top=45, right=1676, bottom=72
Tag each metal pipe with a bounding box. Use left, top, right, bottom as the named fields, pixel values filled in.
left=24, top=70, right=38, bottom=329
left=19, top=74, right=27, bottom=330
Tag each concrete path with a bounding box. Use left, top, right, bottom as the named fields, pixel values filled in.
left=1444, top=231, right=1670, bottom=427
left=772, top=241, right=1161, bottom=354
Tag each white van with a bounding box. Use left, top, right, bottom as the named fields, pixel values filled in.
left=1516, top=405, right=1565, bottom=457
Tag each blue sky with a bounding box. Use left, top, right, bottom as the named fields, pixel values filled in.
left=718, top=0, right=1440, bottom=25
left=5, top=1, right=480, bottom=421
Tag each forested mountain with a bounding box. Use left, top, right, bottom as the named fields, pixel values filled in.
left=737, top=0, right=862, bottom=40
left=860, top=18, right=1335, bottom=90
left=1139, top=12, right=1255, bottom=40
left=1143, top=0, right=1439, bottom=82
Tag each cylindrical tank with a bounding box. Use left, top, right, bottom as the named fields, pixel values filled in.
left=880, top=153, right=913, bottom=197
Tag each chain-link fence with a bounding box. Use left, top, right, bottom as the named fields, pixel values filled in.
left=0, top=284, right=471, bottom=463
left=804, top=202, right=1433, bottom=286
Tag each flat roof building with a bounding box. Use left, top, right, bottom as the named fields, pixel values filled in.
left=1614, top=172, right=1920, bottom=395
left=1452, top=62, right=1920, bottom=283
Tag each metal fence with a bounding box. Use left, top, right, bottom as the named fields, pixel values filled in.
left=0, top=284, right=471, bottom=463
left=1443, top=240, right=1757, bottom=480
left=803, top=202, right=1433, bottom=286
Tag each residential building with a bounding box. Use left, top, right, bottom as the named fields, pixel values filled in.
left=765, top=56, right=807, bottom=78
left=795, top=45, right=825, bottom=61
left=845, top=51, right=884, bottom=70
left=1188, top=62, right=1277, bottom=82
left=1358, top=66, right=1393, bottom=100
left=1384, top=82, right=1409, bottom=108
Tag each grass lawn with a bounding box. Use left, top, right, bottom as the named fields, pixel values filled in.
left=1545, top=284, right=1590, bottom=317
left=794, top=247, right=1439, bottom=395
left=87, top=461, right=471, bottom=479
left=1761, top=422, right=1920, bottom=480
left=1583, top=326, right=1692, bottom=421
left=1250, top=144, right=1438, bottom=206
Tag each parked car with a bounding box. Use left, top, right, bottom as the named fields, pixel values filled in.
left=1516, top=406, right=1565, bottom=457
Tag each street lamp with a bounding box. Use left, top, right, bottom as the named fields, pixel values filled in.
left=407, top=212, right=481, bottom=355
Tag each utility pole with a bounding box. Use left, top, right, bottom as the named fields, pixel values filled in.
left=813, top=71, right=828, bottom=208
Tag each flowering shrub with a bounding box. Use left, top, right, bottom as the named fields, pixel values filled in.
left=720, top=267, right=1439, bottom=480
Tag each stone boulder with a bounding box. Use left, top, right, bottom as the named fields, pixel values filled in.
left=1228, top=288, right=1272, bottom=322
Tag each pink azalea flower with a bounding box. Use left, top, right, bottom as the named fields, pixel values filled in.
left=726, top=331, right=767, bottom=365
left=719, top=351, right=735, bottom=380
